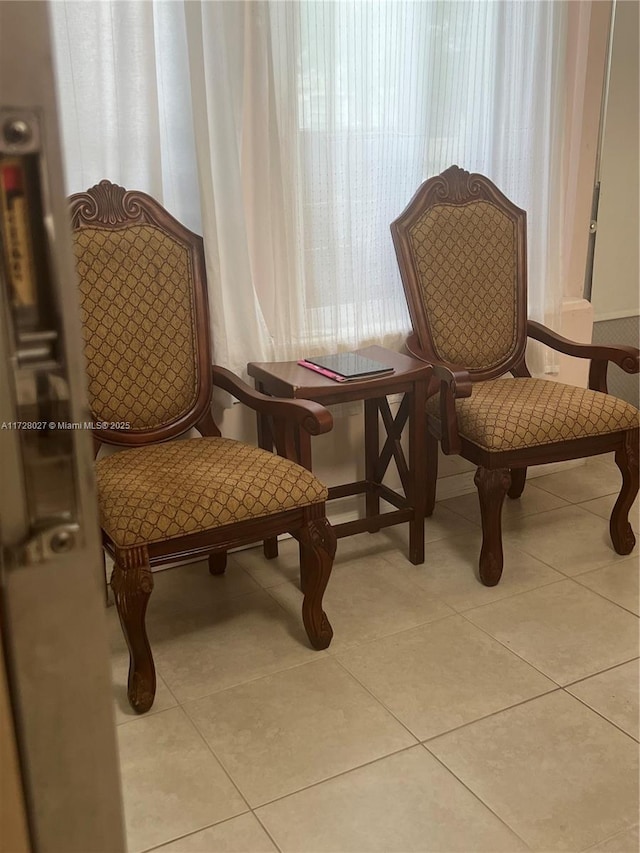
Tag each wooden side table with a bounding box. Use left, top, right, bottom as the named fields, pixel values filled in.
left=247, top=345, right=431, bottom=565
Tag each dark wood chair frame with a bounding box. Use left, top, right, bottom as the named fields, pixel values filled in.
left=391, top=165, right=639, bottom=586
left=70, top=181, right=337, bottom=712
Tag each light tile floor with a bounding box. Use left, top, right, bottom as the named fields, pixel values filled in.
left=110, top=456, right=639, bottom=853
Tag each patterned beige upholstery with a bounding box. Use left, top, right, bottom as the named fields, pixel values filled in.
left=96, top=437, right=328, bottom=547
left=408, top=201, right=518, bottom=370
left=427, top=378, right=640, bottom=452
left=73, top=225, right=198, bottom=430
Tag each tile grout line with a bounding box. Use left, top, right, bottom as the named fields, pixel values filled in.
left=137, top=781, right=286, bottom=853
left=325, top=608, right=457, bottom=656
left=114, top=698, right=180, bottom=731
left=112, top=522, right=637, bottom=720
left=179, top=653, right=426, bottom=812
left=454, top=580, right=567, bottom=686
left=455, top=577, right=640, bottom=687
left=121, top=570, right=629, bottom=768
left=326, top=610, right=458, bottom=657
left=249, top=538, right=568, bottom=638
left=159, top=652, right=334, bottom=710
left=579, top=823, right=640, bottom=853
left=330, top=655, right=424, bottom=743
left=439, top=478, right=635, bottom=585
left=250, top=811, right=284, bottom=853
left=176, top=705, right=253, bottom=816
left=331, top=616, right=563, bottom=738
left=532, top=483, right=619, bottom=502
left=564, top=688, right=640, bottom=745
left=247, top=743, right=421, bottom=812
left=498, top=529, right=624, bottom=582
left=180, top=668, right=319, bottom=811
left=419, top=687, right=563, bottom=745
left=149, top=681, right=638, bottom=851
left=439, top=493, right=570, bottom=528
left=176, top=655, right=426, bottom=815
left=450, top=573, right=567, bottom=615
left=115, top=471, right=633, bottom=852
left=138, top=813, right=252, bottom=853
left=260, top=558, right=461, bottom=652
left=494, top=478, right=629, bottom=566
left=458, top=569, right=631, bottom=618
left=139, top=810, right=285, bottom=853
left=562, top=655, right=640, bottom=689
left=176, top=577, right=638, bottom=820
left=420, top=742, right=534, bottom=851
left=415, top=675, right=639, bottom=752
left=572, top=572, right=640, bottom=618
left=336, top=635, right=606, bottom=758
left=564, top=655, right=640, bottom=745
left=177, top=653, right=335, bottom=710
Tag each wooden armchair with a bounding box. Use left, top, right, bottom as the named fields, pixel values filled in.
left=69, top=181, right=336, bottom=713
left=391, top=165, right=639, bottom=586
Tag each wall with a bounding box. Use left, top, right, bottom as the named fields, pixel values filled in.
left=563, top=1, right=612, bottom=301
left=590, top=0, right=639, bottom=322
left=531, top=1, right=615, bottom=393
left=586, top=0, right=638, bottom=408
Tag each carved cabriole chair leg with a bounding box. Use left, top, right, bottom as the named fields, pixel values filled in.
left=425, top=430, right=438, bottom=517
left=208, top=551, right=227, bottom=575
left=508, top=467, right=527, bottom=499
left=611, top=428, right=639, bottom=555
left=475, top=467, right=511, bottom=587
left=296, top=510, right=336, bottom=650
left=111, top=545, right=156, bottom=714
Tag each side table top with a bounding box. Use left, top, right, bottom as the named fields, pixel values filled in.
left=248, top=345, right=431, bottom=402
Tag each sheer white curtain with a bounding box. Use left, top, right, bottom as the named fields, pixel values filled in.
left=268, top=1, right=568, bottom=370
left=51, top=0, right=569, bottom=377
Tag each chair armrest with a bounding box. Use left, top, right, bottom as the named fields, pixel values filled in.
left=405, top=334, right=472, bottom=397
left=431, top=364, right=473, bottom=400
left=405, top=334, right=471, bottom=454
left=527, top=320, right=639, bottom=367
left=432, top=365, right=472, bottom=455
left=212, top=366, right=333, bottom=436
left=527, top=320, right=640, bottom=392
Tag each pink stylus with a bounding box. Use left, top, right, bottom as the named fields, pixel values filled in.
left=297, top=359, right=347, bottom=382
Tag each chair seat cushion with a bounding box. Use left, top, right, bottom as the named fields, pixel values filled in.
left=96, top=437, right=328, bottom=547
left=427, top=378, right=640, bottom=452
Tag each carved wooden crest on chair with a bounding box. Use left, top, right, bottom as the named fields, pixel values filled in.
left=70, top=180, right=336, bottom=713
left=391, top=165, right=640, bottom=586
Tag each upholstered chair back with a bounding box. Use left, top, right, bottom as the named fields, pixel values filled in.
left=391, top=165, right=529, bottom=381
left=69, top=181, right=213, bottom=445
